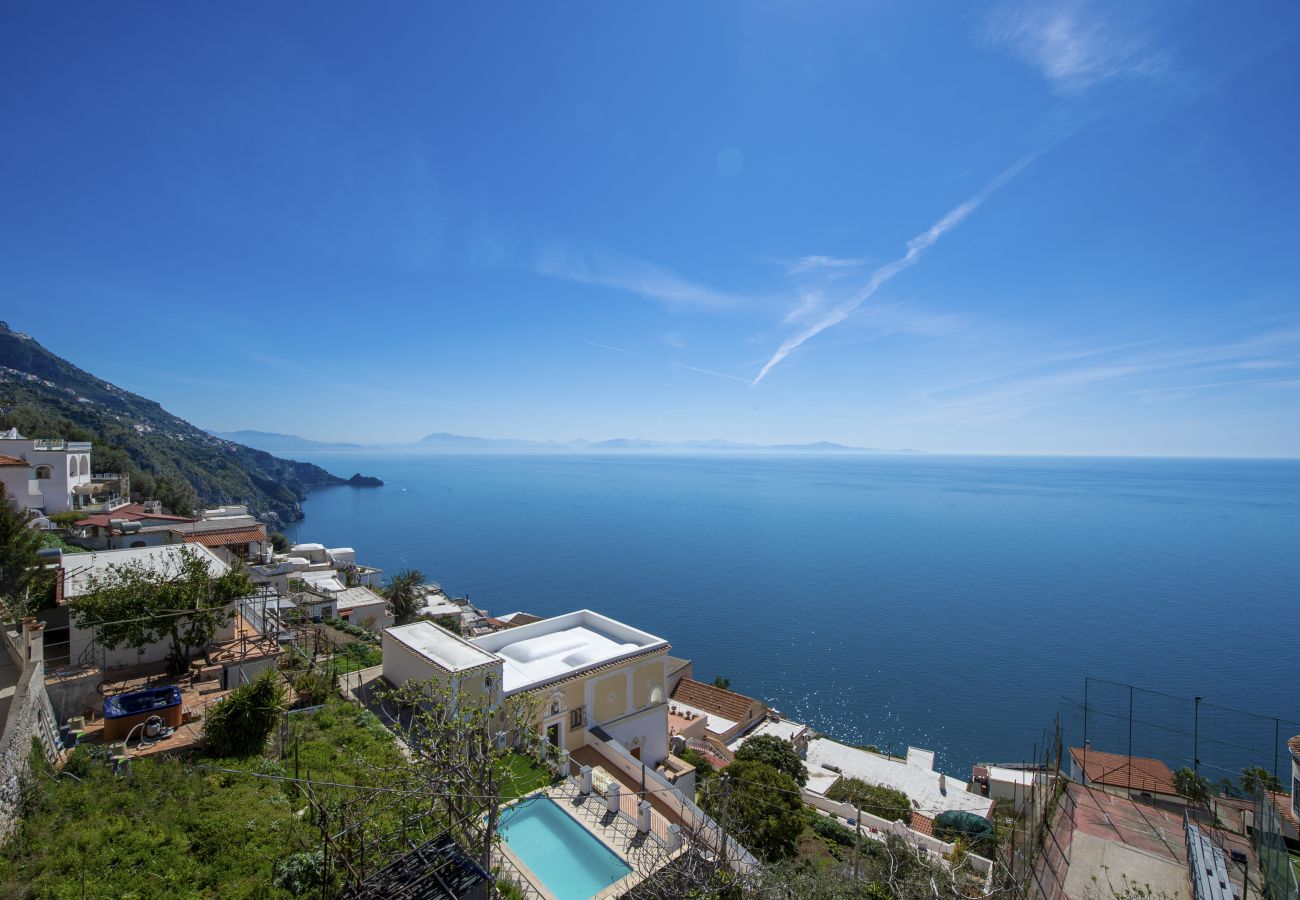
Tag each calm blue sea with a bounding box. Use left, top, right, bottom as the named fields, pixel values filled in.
left=284, top=452, right=1300, bottom=780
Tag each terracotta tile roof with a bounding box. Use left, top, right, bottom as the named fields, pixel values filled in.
left=671, top=678, right=765, bottom=725
left=910, top=812, right=934, bottom=836
left=1289, top=735, right=1300, bottom=760
left=1069, top=747, right=1177, bottom=795
left=76, top=504, right=195, bottom=527
left=179, top=525, right=266, bottom=548
left=0, top=454, right=30, bottom=467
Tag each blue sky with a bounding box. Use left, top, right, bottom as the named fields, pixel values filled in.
left=3, top=2, right=1299, bottom=456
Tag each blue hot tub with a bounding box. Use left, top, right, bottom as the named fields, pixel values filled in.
left=103, top=686, right=183, bottom=740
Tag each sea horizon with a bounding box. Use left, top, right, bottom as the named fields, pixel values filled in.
left=285, top=450, right=1300, bottom=779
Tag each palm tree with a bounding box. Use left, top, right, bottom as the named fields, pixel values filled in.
left=384, top=568, right=425, bottom=625
left=1241, top=766, right=1284, bottom=797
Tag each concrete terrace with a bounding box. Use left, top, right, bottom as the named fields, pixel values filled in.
left=805, top=738, right=994, bottom=820
left=1049, top=783, right=1261, bottom=900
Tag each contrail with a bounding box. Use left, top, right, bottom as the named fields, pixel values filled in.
left=751, top=157, right=1034, bottom=385
left=570, top=337, right=634, bottom=355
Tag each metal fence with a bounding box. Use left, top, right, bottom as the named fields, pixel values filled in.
left=1253, top=786, right=1300, bottom=900
left=1071, top=677, right=1299, bottom=797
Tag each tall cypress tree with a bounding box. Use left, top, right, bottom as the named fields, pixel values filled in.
left=0, top=485, right=45, bottom=616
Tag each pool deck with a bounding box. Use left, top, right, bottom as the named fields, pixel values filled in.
left=495, top=784, right=684, bottom=900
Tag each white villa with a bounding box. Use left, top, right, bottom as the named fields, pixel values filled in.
left=384, top=610, right=675, bottom=767
left=0, top=430, right=117, bottom=514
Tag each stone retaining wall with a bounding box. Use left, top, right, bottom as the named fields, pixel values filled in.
left=0, top=622, right=59, bottom=844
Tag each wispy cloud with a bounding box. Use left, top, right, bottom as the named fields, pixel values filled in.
left=782, top=289, right=827, bottom=325
left=751, top=157, right=1033, bottom=385
left=570, top=337, right=633, bottom=355
left=536, top=241, right=739, bottom=310
left=916, top=322, right=1300, bottom=423
left=983, top=0, right=1167, bottom=94
left=783, top=255, right=870, bottom=277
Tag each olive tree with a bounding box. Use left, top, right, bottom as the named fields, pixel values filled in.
left=364, top=678, right=548, bottom=878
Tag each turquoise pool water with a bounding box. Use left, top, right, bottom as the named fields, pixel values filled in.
left=498, top=797, right=631, bottom=899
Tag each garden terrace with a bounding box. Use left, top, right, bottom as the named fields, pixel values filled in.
left=1, top=698, right=414, bottom=898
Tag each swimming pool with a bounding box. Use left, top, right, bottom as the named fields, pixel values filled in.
left=498, top=797, right=631, bottom=900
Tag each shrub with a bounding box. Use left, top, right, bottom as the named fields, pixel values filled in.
left=292, top=669, right=333, bottom=706
left=809, top=812, right=859, bottom=847
left=733, top=734, right=807, bottom=787
left=203, top=668, right=286, bottom=757
left=826, top=777, right=911, bottom=822
left=680, top=747, right=715, bottom=780
left=274, top=851, right=325, bottom=895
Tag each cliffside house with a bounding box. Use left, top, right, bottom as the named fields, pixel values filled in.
left=0, top=430, right=125, bottom=514
left=668, top=677, right=767, bottom=754
left=38, top=544, right=284, bottom=700
left=1266, top=735, right=1300, bottom=846
left=73, top=504, right=266, bottom=561
left=382, top=610, right=695, bottom=787
left=1068, top=746, right=1185, bottom=808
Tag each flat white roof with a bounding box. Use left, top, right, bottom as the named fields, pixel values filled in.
left=301, top=570, right=345, bottom=592
left=333, top=586, right=386, bottom=611
left=61, top=545, right=229, bottom=599
left=986, top=765, right=1039, bottom=786
left=386, top=621, right=500, bottom=673
left=471, top=609, right=668, bottom=695
left=805, top=738, right=993, bottom=820
left=420, top=595, right=463, bottom=618
left=727, top=717, right=808, bottom=751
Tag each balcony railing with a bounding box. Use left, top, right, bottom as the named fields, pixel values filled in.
left=32, top=440, right=92, bottom=451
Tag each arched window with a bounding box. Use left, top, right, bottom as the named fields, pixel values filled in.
left=69, top=457, right=80, bottom=477
left=34, top=465, right=52, bottom=480
left=130, top=540, right=146, bottom=548
left=81, top=455, right=91, bottom=476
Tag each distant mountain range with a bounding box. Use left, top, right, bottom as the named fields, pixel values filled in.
left=212, top=429, right=922, bottom=455
left=210, top=430, right=365, bottom=451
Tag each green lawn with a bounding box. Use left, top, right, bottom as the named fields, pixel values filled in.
left=497, top=752, right=555, bottom=801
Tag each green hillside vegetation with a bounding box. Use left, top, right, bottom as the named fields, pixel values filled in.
left=0, top=699, right=405, bottom=899
left=0, top=322, right=356, bottom=523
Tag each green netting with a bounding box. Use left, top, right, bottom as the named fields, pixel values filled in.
left=933, top=810, right=994, bottom=843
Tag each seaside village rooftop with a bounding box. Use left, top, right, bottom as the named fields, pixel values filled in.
left=1, top=435, right=1291, bottom=899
